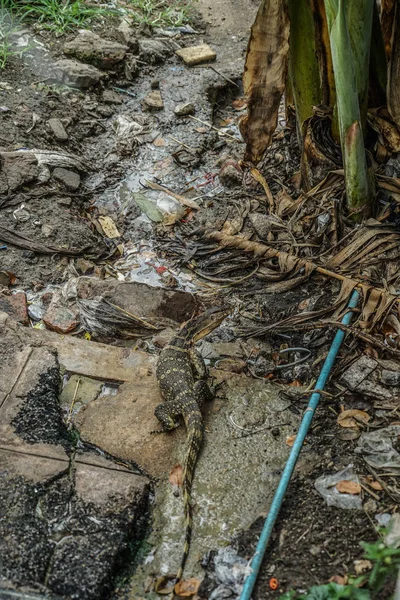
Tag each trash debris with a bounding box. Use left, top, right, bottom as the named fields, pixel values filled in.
left=385, top=514, right=400, bottom=549
left=98, top=216, right=121, bottom=239
left=315, top=465, right=362, bottom=510
left=207, top=547, right=251, bottom=599
left=356, top=426, right=400, bottom=474
left=43, top=293, right=79, bottom=334
left=0, top=291, right=28, bottom=324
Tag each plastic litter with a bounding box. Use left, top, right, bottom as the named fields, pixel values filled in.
left=208, top=547, right=252, bottom=600
left=314, top=464, right=362, bottom=510
left=385, top=514, right=400, bottom=549
left=356, top=425, right=400, bottom=474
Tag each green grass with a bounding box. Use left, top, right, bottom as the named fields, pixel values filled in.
left=11, top=0, right=116, bottom=32
left=127, top=0, right=194, bottom=27
left=281, top=538, right=400, bottom=600
left=0, top=1, right=30, bottom=68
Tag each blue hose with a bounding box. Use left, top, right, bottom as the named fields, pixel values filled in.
left=240, top=289, right=360, bottom=600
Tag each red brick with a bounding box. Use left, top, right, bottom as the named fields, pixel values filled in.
left=0, top=292, right=28, bottom=325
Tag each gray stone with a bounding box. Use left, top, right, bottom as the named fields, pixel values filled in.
left=381, top=369, right=400, bottom=386
left=63, top=30, right=128, bottom=69
left=76, top=278, right=199, bottom=323
left=340, top=356, right=379, bottom=390
left=48, top=117, right=68, bottom=141
left=249, top=213, right=282, bottom=238
left=141, top=89, right=164, bottom=112
left=102, top=89, right=123, bottom=104
left=174, top=102, right=195, bottom=116
left=139, top=39, right=171, bottom=64
left=53, top=59, right=104, bottom=89
left=52, top=167, right=80, bottom=191
left=116, top=20, right=139, bottom=52
left=57, top=197, right=72, bottom=207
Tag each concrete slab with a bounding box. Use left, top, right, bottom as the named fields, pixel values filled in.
left=75, top=375, right=184, bottom=477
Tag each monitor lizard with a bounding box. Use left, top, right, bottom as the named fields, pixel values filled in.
left=155, top=306, right=230, bottom=584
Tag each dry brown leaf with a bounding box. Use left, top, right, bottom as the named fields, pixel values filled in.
left=354, top=559, right=373, bottom=575
left=169, top=464, right=183, bottom=487
left=337, top=409, right=371, bottom=429
left=154, top=575, right=175, bottom=595
left=239, top=0, right=289, bottom=163
left=232, top=98, right=247, bottom=111
left=174, top=578, right=201, bottom=597
left=335, top=480, right=361, bottom=495
left=286, top=434, right=296, bottom=447
left=365, top=475, right=383, bottom=491
left=98, top=216, right=121, bottom=239
left=329, top=575, right=348, bottom=585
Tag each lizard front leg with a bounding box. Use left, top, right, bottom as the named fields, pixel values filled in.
left=193, top=380, right=214, bottom=408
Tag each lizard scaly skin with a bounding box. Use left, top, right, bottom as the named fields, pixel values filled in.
left=155, top=306, right=230, bottom=582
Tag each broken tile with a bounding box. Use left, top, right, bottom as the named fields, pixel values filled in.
left=43, top=294, right=79, bottom=334
left=0, top=291, right=28, bottom=325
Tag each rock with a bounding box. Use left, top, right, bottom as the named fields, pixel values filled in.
left=52, top=167, right=80, bottom=191
left=0, top=152, right=39, bottom=195
left=0, top=271, right=10, bottom=286
left=102, top=89, right=123, bottom=104
left=212, top=340, right=243, bottom=358
left=153, top=327, right=176, bottom=348
left=41, top=223, right=55, bottom=238
left=176, top=43, right=216, bottom=66
left=249, top=213, right=282, bottom=239
left=253, top=353, right=275, bottom=376
left=174, top=102, right=196, bottom=116
left=76, top=279, right=199, bottom=323
left=75, top=258, right=95, bottom=274
left=53, top=59, right=104, bottom=89
left=216, top=358, right=247, bottom=374
left=48, top=117, right=68, bottom=141
left=43, top=294, right=79, bottom=334
left=57, top=197, right=72, bottom=207
left=63, top=30, right=128, bottom=69
left=141, top=89, right=164, bottom=112
left=139, top=39, right=171, bottom=64
left=125, top=54, right=139, bottom=80
left=381, top=369, right=400, bottom=386
left=219, top=159, right=242, bottom=188
left=116, top=20, right=139, bottom=52
left=0, top=292, right=28, bottom=324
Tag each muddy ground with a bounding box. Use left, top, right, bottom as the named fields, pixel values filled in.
left=1, top=0, right=400, bottom=599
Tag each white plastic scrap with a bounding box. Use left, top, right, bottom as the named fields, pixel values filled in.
left=356, top=425, right=400, bottom=474
left=208, top=547, right=252, bottom=600
left=314, top=464, right=362, bottom=510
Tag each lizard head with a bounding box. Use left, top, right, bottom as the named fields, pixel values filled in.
left=187, top=306, right=231, bottom=342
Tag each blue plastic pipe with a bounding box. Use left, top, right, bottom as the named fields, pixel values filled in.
left=240, top=289, right=360, bottom=600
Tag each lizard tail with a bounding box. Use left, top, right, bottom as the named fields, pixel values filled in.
left=176, top=412, right=204, bottom=582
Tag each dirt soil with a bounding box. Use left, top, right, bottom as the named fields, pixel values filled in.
left=1, top=0, right=400, bottom=599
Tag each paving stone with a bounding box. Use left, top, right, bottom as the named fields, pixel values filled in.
left=48, top=118, right=68, bottom=141
left=0, top=291, right=28, bottom=325
left=53, top=59, right=104, bottom=89
left=75, top=375, right=183, bottom=477
left=141, top=89, right=164, bottom=112
left=176, top=43, right=216, bottom=66
left=381, top=369, right=400, bottom=386
left=52, top=167, right=80, bottom=191
left=63, top=30, right=128, bottom=69
left=43, top=294, right=79, bottom=334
